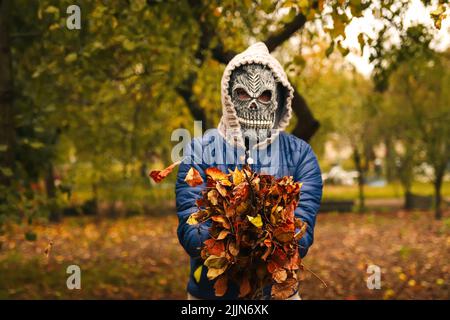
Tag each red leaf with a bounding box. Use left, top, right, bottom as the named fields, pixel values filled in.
left=149, top=161, right=181, bottom=183
left=267, top=260, right=279, bottom=274
left=286, top=250, right=300, bottom=271
left=271, top=248, right=288, bottom=267
left=204, top=239, right=225, bottom=256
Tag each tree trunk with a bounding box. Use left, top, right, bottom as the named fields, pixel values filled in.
left=89, top=182, right=99, bottom=216
left=404, top=190, right=413, bottom=210
left=384, top=137, right=395, bottom=182
left=434, top=170, right=444, bottom=220
left=45, top=163, right=61, bottom=222
left=0, top=0, right=15, bottom=187
left=290, top=87, right=320, bottom=142
left=353, top=147, right=365, bottom=213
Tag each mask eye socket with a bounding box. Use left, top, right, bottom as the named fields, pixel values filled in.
left=258, top=90, right=272, bottom=103
left=235, top=88, right=251, bottom=101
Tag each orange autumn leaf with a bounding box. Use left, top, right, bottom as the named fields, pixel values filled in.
left=149, top=161, right=181, bottom=183
left=205, top=167, right=229, bottom=182
left=286, top=250, right=301, bottom=271
left=273, top=223, right=295, bottom=243
left=216, top=230, right=230, bottom=240
left=263, top=238, right=272, bottom=247
left=211, top=215, right=230, bottom=229
left=203, top=239, right=226, bottom=256
left=267, top=260, right=279, bottom=274
left=238, top=276, right=251, bottom=298
left=185, top=167, right=203, bottom=187
left=214, top=275, right=228, bottom=297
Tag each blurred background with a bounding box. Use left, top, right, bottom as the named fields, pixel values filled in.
left=0, top=0, right=449, bottom=299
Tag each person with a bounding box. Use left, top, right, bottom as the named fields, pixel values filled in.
left=175, top=42, right=323, bottom=299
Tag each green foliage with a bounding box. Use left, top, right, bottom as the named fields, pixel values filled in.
left=1, top=0, right=447, bottom=224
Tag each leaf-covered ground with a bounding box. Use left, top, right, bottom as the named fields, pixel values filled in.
left=0, top=209, right=448, bottom=299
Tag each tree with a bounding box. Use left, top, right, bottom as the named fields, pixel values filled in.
left=388, top=50, right=449, bottom=219
left=0, top=0, right=15, bottom=188
left=379, top=89, right=422, bottom=209
left=1, top=0, right=447, bottom=222
left=294, top=36, right=375, bottom=211
left=337, top=73, right=375, bottom=212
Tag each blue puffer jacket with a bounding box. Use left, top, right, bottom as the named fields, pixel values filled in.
left=175, top=129, right=323, bottom=299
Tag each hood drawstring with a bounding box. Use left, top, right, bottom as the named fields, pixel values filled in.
left=244, top=137, right=254, bottom=165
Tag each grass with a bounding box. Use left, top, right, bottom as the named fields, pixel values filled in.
left=323, top=181, right=450, bottom=200
left=0, top=207, right=448, bottom=299
left=66, top=180, right=450, bottom=217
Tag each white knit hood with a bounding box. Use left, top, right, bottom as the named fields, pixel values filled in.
left=218, top=42, right=294, bottom=149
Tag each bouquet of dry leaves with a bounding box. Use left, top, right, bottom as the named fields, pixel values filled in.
left=150, top=163, right=307, bottom=300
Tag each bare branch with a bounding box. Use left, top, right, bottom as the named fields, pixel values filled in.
left=265, top=14, right=307, bottom=52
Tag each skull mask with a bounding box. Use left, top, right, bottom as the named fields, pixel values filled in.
left=229, top=63, right=280, bottom=141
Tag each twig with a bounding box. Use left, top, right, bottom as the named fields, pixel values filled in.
left=303, top=264, right=328, bottom=288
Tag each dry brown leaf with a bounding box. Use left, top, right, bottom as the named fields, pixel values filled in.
left=214, top=275, right=228, bottom=297
left=271, top=276, right=297, bottom=300
left=216, top=182, right=228, bottom=197
left=238, top=276, right=251, bottom=298
left=185, top=167, right=203, bottom=187
left=273, top=268, right=288, bottom=283
left=208, top=190, right=219, bottom=205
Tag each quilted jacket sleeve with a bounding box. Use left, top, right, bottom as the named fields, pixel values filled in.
left=175, top=138, right=210, bottom=258
left=294, top=141, right=323, bottom=258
